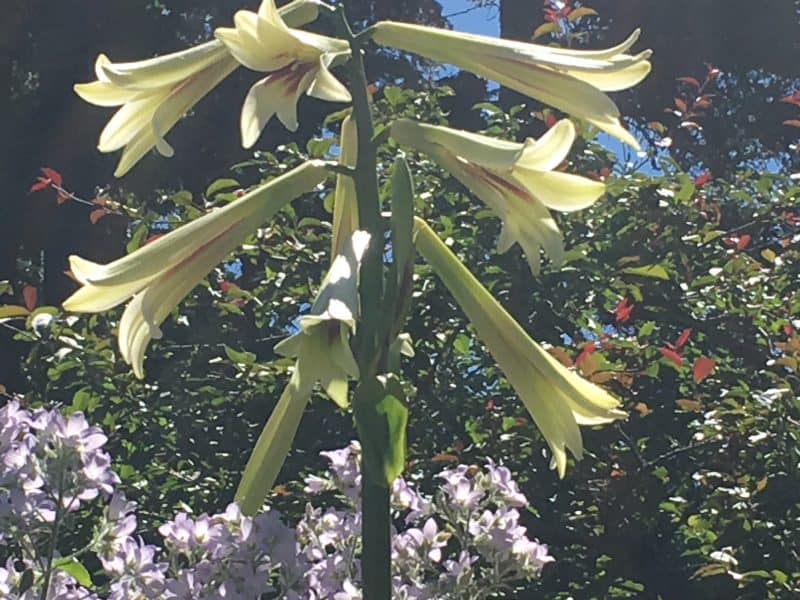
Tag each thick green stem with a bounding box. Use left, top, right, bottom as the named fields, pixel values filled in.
left=336, top=8, right=392, bottom=600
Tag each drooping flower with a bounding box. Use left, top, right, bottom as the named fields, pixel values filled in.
left=413, top=217, right=626, bottom=477
left=235, top=231, right=370, bottom=514
left=373, top=22, right=651, bottom=147
left=393, top=118, right=605, bottom=274
left=215, top=0, right=352, bottom=148
left=75, top=0, right=323, bottom=176
left=63, top=161, right=328, bottom=378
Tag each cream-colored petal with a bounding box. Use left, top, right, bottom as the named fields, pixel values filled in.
left=74, top=81, right=145, bottom=107
left=306, top=59, right=351, bottom=103
left=514, top=119, right=576, bottom=172
left=97, top=41, right=229, bottom=90
left=291, top=29, right=351, bottom=56
left=63, top=277, right=152, bottom=313
left=413, top=217, right=625, bottom=477
left=373, top=22, right=648, bottom=148
left=240, top=73, right=296, bottom=147
left=118, top=215, right=256, bottom=377
left=217, top=11, right=298, bottom=72
left=149, top=54, right=239, bottom=154
left=391, top=119, right=523, bottom=170
left=83, top=162, right=327, bottom=285
left=98, top=94, right=163, bottom=152
left=513, top=170, right=605, bottom=213
left=235, top=375, right=310, bottom=515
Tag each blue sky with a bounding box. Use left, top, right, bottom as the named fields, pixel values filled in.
left=439, top=0, right=499, bottom=35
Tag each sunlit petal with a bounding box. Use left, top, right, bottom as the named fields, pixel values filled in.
left=414, top=217, right=625, bottom=477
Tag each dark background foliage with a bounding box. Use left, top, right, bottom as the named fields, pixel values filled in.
left=2, top=0, right=800, bottom=597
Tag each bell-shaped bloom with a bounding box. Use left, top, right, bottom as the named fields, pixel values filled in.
left=236, top=230, right=370, bottom=515
left=392, top=118, right=605, bottom=274
left=215, top=0, right=352, bottom=148
left=331, top=115, right=359, bottom=259
left=413, top=217, right=626, bottom=477
left=63, top=161, right=328, bottom=378
left=75, top=0, right=323, bottom=176
left=273, top=230, right=370, bottom=409
left=373, top=22, right=651, bottom=148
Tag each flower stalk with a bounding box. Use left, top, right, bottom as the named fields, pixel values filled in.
left=335, top=8, right=393, bottom=599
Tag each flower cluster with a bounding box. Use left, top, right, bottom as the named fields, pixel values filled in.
left=0, top=402, right=552, bottom=598
left=0, top=399, right=117, bottom=598
left=299, top=441, right=553, bottom=598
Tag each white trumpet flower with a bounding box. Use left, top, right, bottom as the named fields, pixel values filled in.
left=392, top=118, right=605, bottom=274
left=75, top=0, right=323, bottom=176
left=236, top=230, right=371, bottom=514
left=63, top=161, right=328, bottom=378
left=215, top=0, right=351, bottom=148
left=414, top=217, right=626, bottom=477
left=373, top=22, right=651, bottom=148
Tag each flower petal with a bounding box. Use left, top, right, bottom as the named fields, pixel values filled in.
left=75, top=162, right=327, bottom=286
left=514, top=119, right=575, bottom=172
left=97, top=41, right=230, bottom=90
left=414, top=217, right=625, bottom=477
left=235, top=376, right=310, bottom=515
left=391, top=118, right=523, bottom=170
left=306, top=58, right=351, bottom=103
left=513, top=170, right=605, bottom=212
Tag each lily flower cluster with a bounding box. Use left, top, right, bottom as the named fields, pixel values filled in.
left=66, top=0, right=653, bottom=487
left=0, top=401, right=550, bottom=598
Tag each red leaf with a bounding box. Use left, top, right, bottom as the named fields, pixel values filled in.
left=29, top=178, right=51, bottom=193
left=22, top=285, right=37, bottom=311
left=784, top=324, right=794, bottom=336
left=693, top=172, right=713, bottom=186
left=56, top=191, right=71, bottom=205
left=692, top=356, right=716, bottom=383
left=220, top=281, right=240, bottom=294
left=659, top=347, right=683, bottom=367
left=693, top=95, right=713, bottom=110
left=783, top=119, right=800, bottom=128
left=89, top=208, right=111, bottom=224
left=675, top=328, right=692, bottom=349
left=575, top=342, right=596, bottom=367
left=674, top=97, right=688, bottom=113
left=677, top=76, right=701, bottom=88
left=706, top=66, right=721, bottom=81
left=780, top=91, right=800, bottom=107
left=544, top=112, right=558, bottom=129
left=614, top=298, right=634, bottom=324
left=40, top=168, right=62, bottom=187
left=736, top=234, right=751, bottom=250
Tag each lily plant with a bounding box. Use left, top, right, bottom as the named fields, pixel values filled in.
left=66, top=0, right=651, bottom=597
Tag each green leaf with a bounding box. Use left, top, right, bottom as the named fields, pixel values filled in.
left=354, top=376, right=408, bottom=487
left=383, top=85, right=404, bottom=106
left=170, top=190, right=193, bottom=207
left=0, top=305, right=29, bottom=319
left=638, top=321, right=656, bottom=337
left=621, top=264, right=670, bottom=280
left=205, top=178, right=240, bottom=198
left=223, top=345, right=256, bottom=365
left=453, top=334, right=471, bottom=355
left=52, top=558, right=93, bottom=587
left=306, top=137, right=335, bottom=158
